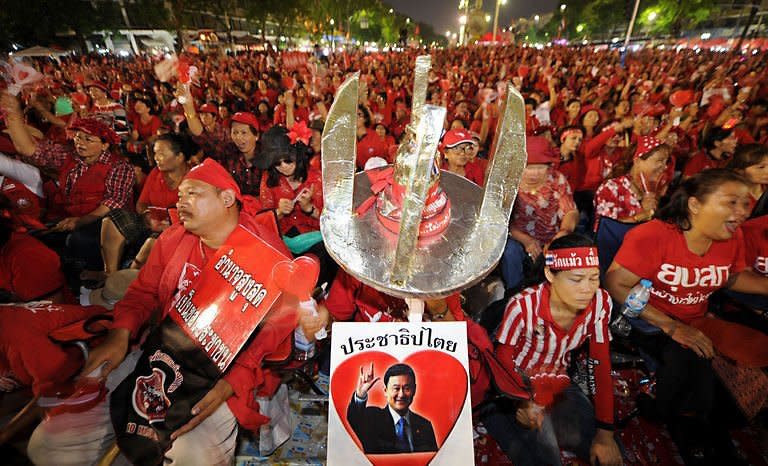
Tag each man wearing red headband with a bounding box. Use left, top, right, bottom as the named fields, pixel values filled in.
left=485, top=234, right=622, bottom=466
left=28, top=159, right=326, bottom=464
left=0, top=92, right=134, bottom=274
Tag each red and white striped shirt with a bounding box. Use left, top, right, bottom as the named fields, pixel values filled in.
left=496, top=283, right=615, bottom=427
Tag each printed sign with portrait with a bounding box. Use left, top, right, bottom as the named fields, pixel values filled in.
left=327, top=322, right=473, bottom=466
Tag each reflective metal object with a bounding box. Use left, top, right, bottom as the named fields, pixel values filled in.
left=321, top=62, right=527, bottom=299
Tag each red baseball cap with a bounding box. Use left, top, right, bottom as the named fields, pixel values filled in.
left=441, top=129, right=475, bottom=149
left=231, top=112, right=259, bottom=130
left=526, top=135, right=557, bottom=165
left=199, top=103, right=218, bottom=114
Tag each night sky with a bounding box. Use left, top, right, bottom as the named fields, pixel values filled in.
left=385, top=0, right=561, bottom=36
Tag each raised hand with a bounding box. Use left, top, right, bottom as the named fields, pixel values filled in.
left=355, top=362, right=380, bottom=399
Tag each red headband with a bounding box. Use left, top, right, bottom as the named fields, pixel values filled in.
left=184, top=158, right=242, bottom=201
left=559, top=128, right=582, bottom=143
left=545, top=247, right=599, bottom=270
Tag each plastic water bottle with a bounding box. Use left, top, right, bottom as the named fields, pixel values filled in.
left=294, top=298, right=327, bottom=361
left=610, top=279, right=652, bottom=337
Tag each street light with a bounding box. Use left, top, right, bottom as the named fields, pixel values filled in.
left=485, top=14, right=491, bottom=23
left=560, top=4, right=567, bottom=12
left=534, top=15, right=540, bottom=23
left=648, top=11, right=658, bottom=22
left=459, top=15, right=467, bottom=25
left=492, top=0, right=508, bottom=45
left=329, top=18, right=335, bottom=26
left=406, top=18, right=410, bottom=24
left=388, top=8, right=394, bottom=13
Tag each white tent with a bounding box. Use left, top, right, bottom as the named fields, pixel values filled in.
left=11, top=46, right=69, bottom=58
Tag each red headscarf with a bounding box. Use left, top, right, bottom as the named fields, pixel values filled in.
left=184, top=158, right=242, bottom=200
left=70, top=118, right=120, bottom=145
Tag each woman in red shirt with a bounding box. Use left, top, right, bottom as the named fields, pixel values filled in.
left=606, top=169, right=768, bottom=464
left=486, top=234, right=621, bottom=466
left=355, top=106, right=388, bottom=170
left=101, top=133, right=193, bottom=275
left=129, top=94, right=161, bottom=144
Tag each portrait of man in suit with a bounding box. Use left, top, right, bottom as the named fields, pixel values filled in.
left=347, top=362, right=438, bottom=454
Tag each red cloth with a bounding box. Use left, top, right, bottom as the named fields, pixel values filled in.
left=683, top=151, right=728, bottom=178
left=258, top=168, right=323, bottom=234
left=112, top=211, right=292, bottom=430
left=614, top=220, right=746, bottom=323
left=356, top=129, right=390, bottom=170
left=1, top=175, right=44, bottom=230
left=137, top=168, right=180, bottom=208
left=580, top=128, right=619, bottom=192
left=0, top=303, right=106, bottom=396
left=0, top=232, right=65, bottom=301
left=496, top=283, right=614, bottom=426
left=70, top=117, right=120, bottom=145
left=323, top=269, right=408, bottom=323
left=690, top=315, right=768, bottom=367
left=742, top=216, right=768, bottom=276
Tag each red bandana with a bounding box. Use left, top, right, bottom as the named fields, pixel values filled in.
left=634, top=135, right=663, bottom=160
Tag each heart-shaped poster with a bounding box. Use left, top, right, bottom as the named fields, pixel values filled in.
left=331, top=350, right=468, bottom=466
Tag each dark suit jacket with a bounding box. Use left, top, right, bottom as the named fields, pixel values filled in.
left=347, top=394, right=438, bottom=454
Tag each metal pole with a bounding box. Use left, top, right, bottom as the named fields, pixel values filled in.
left=624, top=0, right=641, bottom=48
left=493, top=0, right=501, bottom=44
left=118, top=0, right=140, bottom=55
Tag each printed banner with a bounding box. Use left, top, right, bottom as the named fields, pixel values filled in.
left=328, top=322, right=474, bottom=466
left=282, top=52, right=308, bottom=71
left=168, top=225, right=288, bottom=373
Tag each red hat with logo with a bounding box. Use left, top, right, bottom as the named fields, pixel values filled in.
left=441, top=128, right=475, bottom=150
left=199, top=103, right=218, bottom=114
left=526, top=135, right=558, bottom=165
left=231, top=112, right=260, bottom=130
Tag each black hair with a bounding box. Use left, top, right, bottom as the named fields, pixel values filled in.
left=155, top=133, right=199, bottom=161
left=358, top=104, right=372, bottom=128
left=383, top=363, right=416, bottom=386
left=0, top=195, right=13, bottom=248
left=566, top=98, right=581, bottom=109
left=702, top=127, right=733, bottom=151
left=727, top=143, right=768, bottom=172
left=262, top=126, right=310, bottom=187
left=657, top=168, right=749, bottom=231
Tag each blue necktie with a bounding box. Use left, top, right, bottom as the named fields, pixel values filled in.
left=395, top=417, right=410, bottom=452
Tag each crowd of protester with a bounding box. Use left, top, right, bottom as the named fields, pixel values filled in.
left=0, top=42, right=767, bottom=465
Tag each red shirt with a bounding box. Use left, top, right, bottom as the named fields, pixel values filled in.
left=614, top=219, right=747, bottom=323
left=510, top=168, right=576, bottom=244
left=440, top=160, right=485, bottom=186
left=137, top=168, right=180, bottom=208
left=0, top=232, right=65, bottom=301
left=258, top=169, right=323, bottom=234
left=129, top=115, right=161, bottom=141
left=324, top=269, right=408, bottom=322
left=683, top=151, right=728, bottom=178
left=0, top=303, right=106, bottom=396
left=496, top=283, right=614, bottom=426
left=742, top=216, right=768, bottom=276
left=594, top=175, right=643, bottom=229
left=356, top=129, right=390, bottom=170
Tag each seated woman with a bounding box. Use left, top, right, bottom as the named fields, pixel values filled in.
left=501, top=136, right=578, bottom=291
left=100, top=133, right=194, bottom=275
left=258, top=125, right=335, bottom=286
left=484, top=234, right=622, bottom=466
left=593, top=135, right=670, bottom=230
left=727, top=143, right=768, bottom=215
left=605, top=169, right=768, bottom=464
